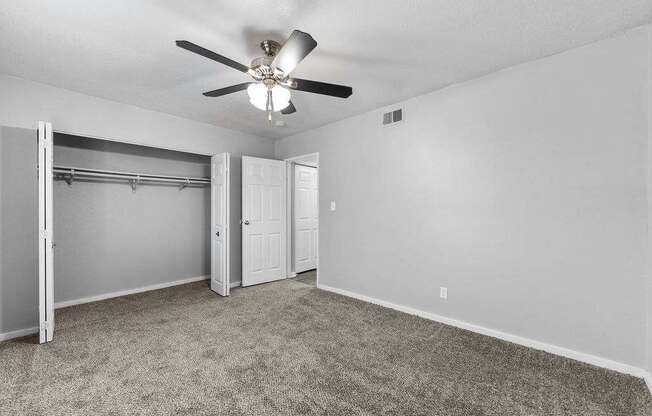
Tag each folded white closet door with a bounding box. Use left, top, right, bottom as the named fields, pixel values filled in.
left=294, top=164, right=318, bottom=273
left=242, top=156, right=287, bottom=286
left=211, top=153, right=230, bottom=296
left=37, top=121, right=54, bottom=343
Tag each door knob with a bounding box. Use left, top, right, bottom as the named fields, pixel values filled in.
left=243, top=219, right=250, bottom=225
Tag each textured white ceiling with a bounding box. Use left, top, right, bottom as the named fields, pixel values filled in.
left=1, top=0, right=650, bottom=139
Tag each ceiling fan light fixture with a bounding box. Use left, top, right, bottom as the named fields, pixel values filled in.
left=247, top=83, right=290, bottom=112
left=178, top=30, right=353, bottom=120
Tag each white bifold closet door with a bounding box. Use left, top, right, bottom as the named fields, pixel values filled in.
left=211, top=153, right=230, bottom=296
left=241, top=156, right=287, bottom=287
left=37, top=121, right=54, bottom=343
left=294, top=164, right=318, bottom=273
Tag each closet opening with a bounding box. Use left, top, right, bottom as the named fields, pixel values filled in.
left=37, top=124, right=230, bottom=343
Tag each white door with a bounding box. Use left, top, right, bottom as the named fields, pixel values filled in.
left=37, top=121, right=54, bottom=343
left=242, top=156, right=287, bottom=286
left=211, top=153, right=230, bottom=296
left=294, top=165, right=318, bottom=273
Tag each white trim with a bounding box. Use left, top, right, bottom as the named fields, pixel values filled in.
left=285, top=152, right=319, bottom=167
left=285, top=161, right=294, bottom=277
left=230, top=280, right=242, bottom=288
left=645, top=373, right=652, bottom=396
left=0, top=326, right=39, bottom=342
left=317, top=283, right=648, bottom=379
left=2, top=275, right=229, bottom=343
left=54, top=275, right=209, bottom=309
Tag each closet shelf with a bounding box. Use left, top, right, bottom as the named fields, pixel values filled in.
left=53, top=165, right=210, bottom=191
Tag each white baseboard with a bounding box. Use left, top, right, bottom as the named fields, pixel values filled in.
left=645, top=373, right=652, bottom=396
left=54, top=275, right=210, bottom=309
left=317, top=283, right=647, bottom=379
left=2, top=276, right=235, bottom=343
left=230, top=280, right=242, bottom=288
left=0, top=326, right=38, bottom=342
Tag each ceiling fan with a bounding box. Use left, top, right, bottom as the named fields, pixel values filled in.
left=176, top=30, right=353, bottom=122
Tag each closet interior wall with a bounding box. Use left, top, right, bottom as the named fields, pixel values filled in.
left=53, top=133, right=211, bottom=305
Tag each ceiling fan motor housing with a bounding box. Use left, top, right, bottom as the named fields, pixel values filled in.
left=260, top=40, right=281, bottom=57
left=250, top=40, right=282, bottom=80
left=250, top=56, right=275, bottom=79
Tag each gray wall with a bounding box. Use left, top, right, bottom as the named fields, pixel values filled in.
left=53, top=134, right=211, bottom=303
left=276, top=26, right=649, bottom=368
left=0, top=72, right=276, bottom=297
left=0, top=127, right=38, bottom=333
left=0, top=75, right=274, bottom=337
left=0, top=74, right=274, bottom=158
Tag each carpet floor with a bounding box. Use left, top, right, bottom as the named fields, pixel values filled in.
left=1, top=278, right=650, bottom=415
left=295, top=270, right=317, bottom=286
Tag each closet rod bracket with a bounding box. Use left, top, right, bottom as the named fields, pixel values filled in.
left=64, top=168, right=75, bottom=186
left=179, top=178, right=191, bottom=191
left=130, top=176, right=140, bottom=192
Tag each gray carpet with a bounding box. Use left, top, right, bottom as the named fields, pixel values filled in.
left=295, top=269, right=317, bottom=286
left=1, top=278, right=650, bottom=415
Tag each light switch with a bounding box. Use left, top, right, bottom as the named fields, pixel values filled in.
left=330, top=201, right=337, bottom=211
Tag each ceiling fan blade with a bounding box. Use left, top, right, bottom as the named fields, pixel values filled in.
left=288, top=78, right=353, bottom=98
left=281, top=101, right=296, bottom=115
left=176, top=40, right=249, bottom=73
left=203, top=83, right=251, bottom=97
left=272, top=30, right=317, bottom=76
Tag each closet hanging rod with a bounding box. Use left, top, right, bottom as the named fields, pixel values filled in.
left=53, top=165, right=210, bottom=185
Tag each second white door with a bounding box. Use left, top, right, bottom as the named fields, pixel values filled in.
left=242, top=156, right=287, bottom=286
left=294, top=164, right=318, bottom=273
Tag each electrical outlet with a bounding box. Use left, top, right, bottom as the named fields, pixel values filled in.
left=330, top=201, right=337, bottom=211
left=440, top=287, right=448, bottom=300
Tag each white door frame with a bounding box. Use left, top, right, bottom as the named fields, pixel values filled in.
left=284, top=153, right=319, bottom=286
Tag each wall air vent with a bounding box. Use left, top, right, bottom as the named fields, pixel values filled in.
left=382, top=108, right=403, bottom=126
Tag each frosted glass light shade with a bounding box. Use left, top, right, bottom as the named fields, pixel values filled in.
left=247, top=83, right=290, bottom=111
